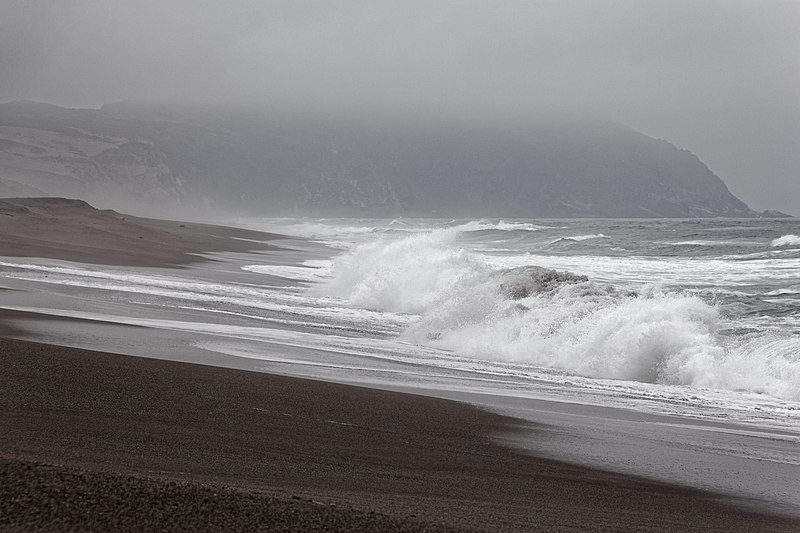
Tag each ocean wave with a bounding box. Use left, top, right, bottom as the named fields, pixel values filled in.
left=549, top=233, right=608, bottom=244
left=771, top=234, right=800, bottom=248
left=451, top=220, right=545, bottom=233
left=311, top=229, right=487, bottom=314
left=316, top=230, right=800, bottom=400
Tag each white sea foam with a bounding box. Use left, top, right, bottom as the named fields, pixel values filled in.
left=241, top=262, right=330, bottom=282
left=772, top=234, right=800, bottom=247
left=452, top=220, right=545, bottom=232
left=549, top=233, right=608, bottom=244
left=311, top=229, right=490, bottom=314
left=483, top=254, right=800, bottom=288
left=316, top=230, right=800, bottom=400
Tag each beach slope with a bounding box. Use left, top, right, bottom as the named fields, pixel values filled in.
left=1, top=338, right=797, bottom=532
left=0, top=197, right=280, bottom=267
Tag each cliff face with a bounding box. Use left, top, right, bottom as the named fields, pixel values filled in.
left=0, top=100, right=757, bottom=217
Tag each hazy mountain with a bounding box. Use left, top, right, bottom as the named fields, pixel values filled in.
left=0, top=100, right=766, bottom=218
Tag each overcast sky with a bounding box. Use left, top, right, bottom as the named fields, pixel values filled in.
left=1, top=0, right=798, bottom=213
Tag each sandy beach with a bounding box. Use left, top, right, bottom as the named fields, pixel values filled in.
left=1, top=198, right=799, bottom=531
left=0, top=197, right=281, bottom=267
left=2, top=337, right=799, bottom=532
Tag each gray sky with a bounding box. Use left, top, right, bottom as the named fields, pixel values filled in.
left=1, top=0, right=798, bottom=213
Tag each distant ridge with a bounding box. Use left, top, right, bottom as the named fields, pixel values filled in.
left=0, top=100, right=769, bottom=217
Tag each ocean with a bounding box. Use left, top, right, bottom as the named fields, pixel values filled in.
left=239, top=217, right=800, bottom=418
left=1, top=216, right=799, bottom=513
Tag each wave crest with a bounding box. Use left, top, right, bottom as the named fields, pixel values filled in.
left=549, top=233, right=608, bottom=245
left=312, top=229, right=487, bottom=314
left=452, top=220, right=545, bottom=232
left=771, top=234, right=800, bottom=247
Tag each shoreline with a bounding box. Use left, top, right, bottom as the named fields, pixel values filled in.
left=2, top=201, right=798, bottom=529
left=2, top=337, right=799, bottom=531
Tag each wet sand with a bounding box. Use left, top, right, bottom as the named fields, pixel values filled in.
left=2, top=337, right=798, bottom=532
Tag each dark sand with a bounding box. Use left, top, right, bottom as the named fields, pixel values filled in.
left=0, top=197, right=281, bottom=267
left=2, top=338, right=798, bottom=532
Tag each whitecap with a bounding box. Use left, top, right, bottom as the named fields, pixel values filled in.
left=771, top=234, right=800, bottom=248
left=452, top=219, right=545, bottom=232
left=549, top=233, right=608, bottom=244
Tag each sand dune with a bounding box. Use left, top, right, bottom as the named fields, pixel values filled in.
left=0, top=197, right=280, bottom=266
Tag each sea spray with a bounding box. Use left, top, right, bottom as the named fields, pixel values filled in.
left=316, top=229, right=800, bottom=400
left=312, top=229, right=491, bottom=314
left=700, top=336, right=800, bottom=400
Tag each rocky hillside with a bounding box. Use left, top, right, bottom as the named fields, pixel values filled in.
left=0, top=100, right=762, bottom=217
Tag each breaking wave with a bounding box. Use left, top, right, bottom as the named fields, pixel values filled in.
left=452, top=220, right=546, bottom=232
left=549, top=233, right=608, bottom=245
left=316, top=230, right=800, bottom=400
left=772, top=234, right=800, bottom=248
